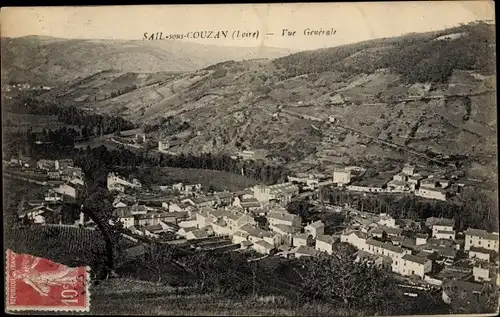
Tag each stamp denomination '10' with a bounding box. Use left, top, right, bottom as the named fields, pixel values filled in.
left=6, top=249, right=90, bottom=312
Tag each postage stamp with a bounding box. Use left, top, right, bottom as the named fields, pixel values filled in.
left=5, top=249, right=91, bottom=312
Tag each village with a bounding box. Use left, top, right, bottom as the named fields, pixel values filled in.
left=4, top=154, right=499, bottom=304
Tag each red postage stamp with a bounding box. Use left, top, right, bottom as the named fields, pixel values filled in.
left=5, top=249, right=91, bottom=312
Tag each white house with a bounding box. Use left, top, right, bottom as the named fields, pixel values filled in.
left=293, top=245, right=320, bottom=258
left=224, top=212, right=256, bottom=234
left=416, top=188, right=447, bottom=201
left=196, top=209, right=211, bottom=229
left=158, top=139, right=170, bottom=152
left=269, top=224, right=297, bottom=245
left=177, top=227, right=197, bottom=238
left=365, top=240, right=410, bottom=271
left=333, top=169, right=351, bottom=186
left=435, top=230, right=456, bottom=240
left=172, top=182, right=184, bottom=192
left=232, top=231, right=250, bottom=245
left=369, top=226, right=403, bottom=238
left=18, top=205, right=49, bottom=222
left=233, top=197, right=261, bottom=211
left=44, top=190, right=63, bottom=202
left=237, top=224, right=277, bottom=246
left=387, top=180, right=412, bottom=193
left=292, top=233, right=313, bottom=248
left=53, top=184, right=77, bottom=198
left=37, top=159, right=58, bottom=171
left=398, top=254, right=432, bottom=278
left=107, top=172, right=141, bottom=192
left=341, top=230, right=369, bottom=252
left=56, top=159, right=74, bottom=170
left=415, top=233, right=429, bottom=245
left=464, top=228, right=499, bottom=252
left=305, top=220, right=325, bottom=238
left=468, top=247, right=491, bottom=262
left=473, top=262, right=495, bottom=282
left=252, top=240, right=275, bottom=254
left=137, top=212, right=184, bottom=227
left=315, top=235, right=335, bottom=255
left=377, top=214, right=398, bottom=228
left=402, top=165, right=416, bottom=176
left=427, top=218, right=455, bottom=237
left=186, top=229, right=209, bottom=240
left=114, top=208, right=135, bottom=228
left=252, top=183, right=299, bottom=205
left=393, top=173, right=408, bottom=182
left=267, top=211, right=301, bottom=228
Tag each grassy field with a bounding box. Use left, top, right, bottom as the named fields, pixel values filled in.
left=87, top=278, right=364, bottom=316
left=114, top=166, right=259, bottom=192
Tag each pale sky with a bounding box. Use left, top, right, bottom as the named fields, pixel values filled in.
left=0, top=2, right=495, bottom=50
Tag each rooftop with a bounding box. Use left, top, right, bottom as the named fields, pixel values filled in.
left=271, top=224, right=297, bottom=234
left=240, top=198, right=261, bottom=208
left=306, top=220, right=325, bottom=229
left=254, top=240, right=274, bottom=250
left=239, top=224, right=273, bottom=238
left=226, top=212, right=245, bottom=221
left=465, top=228, right=499, bottom=240
left=427, top=217, right=455, bottom=227
left=402, top=254, right=428, bottom=265
left=190, top=230, right=208, bottom=239
left=370, top=226, right=403, bottom=235
left=416, top=233, right=429, bottom=239
left=342, top=230, right=369, bottom=240
left=138, top=212, right=188, bottom=220
left=144, top=224, right=163, bottom=232
left=423, top=245, right=457, bottom=258
left=427, top=238, right=456, bottom=247
left=294, top=245, right=319, bottom=256
left=192, top=196, right=217, bottom=204
left=268, top=212, right=299, bottom=223
left=233, top=231, right=249, bottom=238
left=234, top=189, right=253, bottom=197
left=294, top=233, right=313, bottom=240
left=216, top=192, right=234, bottom=199
left=316, top=235, right=335, bottom=244
left=366, top=239, right=406, bottom=254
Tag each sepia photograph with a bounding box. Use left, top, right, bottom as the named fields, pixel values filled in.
left=1, top=2, right=498, bottom=315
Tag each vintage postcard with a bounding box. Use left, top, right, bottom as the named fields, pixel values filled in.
left=1, top=2, right=498, bottom=316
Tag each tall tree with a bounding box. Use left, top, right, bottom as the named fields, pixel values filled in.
left=299, top=242, right=400, bottom=311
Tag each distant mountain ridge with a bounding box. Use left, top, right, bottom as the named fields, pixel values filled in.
left=0, top=35, right=294, bottom=85
left=6, top=22, right=498, bottom=183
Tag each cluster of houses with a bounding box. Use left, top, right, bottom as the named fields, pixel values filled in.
left=112, top=172, right=499, bottom=296
left=5, top=157, right=86, bottom=225
left=109, top=172, right=498, bottom=295
left=107, top=172, right=142, bottom=193
left=340, top=213, right=499, bottom=287
left=8, top=154, right=496, bottom=305
left=330, top=164, right=465, bottom=201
